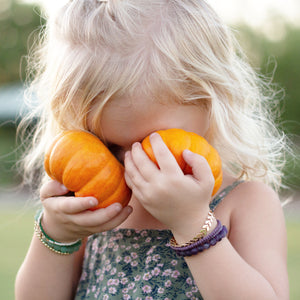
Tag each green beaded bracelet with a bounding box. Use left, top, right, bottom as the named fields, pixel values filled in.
left=34, top=209, right=82, bottom=255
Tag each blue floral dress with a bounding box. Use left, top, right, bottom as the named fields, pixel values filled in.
left=75, top=181, right=243, bottom=300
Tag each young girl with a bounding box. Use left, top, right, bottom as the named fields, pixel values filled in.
left=15, top=0, right=289, bottom=299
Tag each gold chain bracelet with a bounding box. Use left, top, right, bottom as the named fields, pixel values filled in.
left=170, top=210, right=215, bottom=248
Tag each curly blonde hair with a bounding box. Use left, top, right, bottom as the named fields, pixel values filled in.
left=19, top=0, right=287, bottom=192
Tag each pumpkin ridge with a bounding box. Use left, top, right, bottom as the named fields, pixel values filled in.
left=76, top=160, right=124, bottom=200
left=93, top=174, right=131, bottom=209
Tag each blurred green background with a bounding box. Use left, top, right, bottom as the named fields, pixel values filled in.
left=0, top=0, right=299, bottom=299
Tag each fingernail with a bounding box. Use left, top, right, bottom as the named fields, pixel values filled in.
left=132, top=142, right=140, bottom=149
left=61, top=184, right=68, bottom=192
left=126, top=206, right=133, bottom=214
left=150, top=132, right=158, bottom=138
left=113, top=203, right=122, bottom=212
left=184, top=149, right=192, bottom=155
left=89, top=198, right=98, bottom=206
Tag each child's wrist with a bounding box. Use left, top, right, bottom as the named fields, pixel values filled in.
left=37, top=209, right=81, bottom=245
left=171, top=207, right=214, bottom=245
left=34, top=209, right=82, bottom=255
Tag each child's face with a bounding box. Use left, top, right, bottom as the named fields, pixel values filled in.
left=89, top=95, right=210, bottom=163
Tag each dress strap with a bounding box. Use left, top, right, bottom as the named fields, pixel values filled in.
left=209, top=180, right=244, bottom=211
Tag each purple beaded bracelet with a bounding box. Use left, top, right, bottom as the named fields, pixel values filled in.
left=170, top=220, right=228, bottom=257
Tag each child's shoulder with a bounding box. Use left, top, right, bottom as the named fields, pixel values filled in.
left=215, top=179, right=284, bottom=232
left=229, top=180, right=281, bottom=214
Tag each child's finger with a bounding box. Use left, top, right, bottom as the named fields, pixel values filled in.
left=56, top=196, right=99, bottom=214
left=149, top=133, right=182, bottom=174
left=124, top=150, right=147, bottom=186
left=73, top=203, right=131, bottom=227
left=40, top=180, right=69, bottom=200
left=130, top=142, right=158, bottom=181
left=183, top=150, right=215, bottom=185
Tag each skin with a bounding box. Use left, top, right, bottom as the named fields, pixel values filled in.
left=15, top=95, right=289, bottom=300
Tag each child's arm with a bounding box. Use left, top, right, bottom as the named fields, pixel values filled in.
left=175, top=181, right=289, bottom=300
left=15, top=180, right=132, bottom=300
left=125, top=133, right=289, bottom=300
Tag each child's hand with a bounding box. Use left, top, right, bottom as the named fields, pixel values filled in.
left=124, top=133, right=215, bottom=237
left=39, top=180, right=132, bottom=243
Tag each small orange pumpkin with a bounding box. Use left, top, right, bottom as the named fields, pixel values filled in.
left=44, top=130, right=131, bottom=210
left=141, top=128, right=223, bottom=196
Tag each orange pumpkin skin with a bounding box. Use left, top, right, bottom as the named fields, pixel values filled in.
left=44, top=131, right=131, bottom=210
left=141, top=129, right=223, bottom=196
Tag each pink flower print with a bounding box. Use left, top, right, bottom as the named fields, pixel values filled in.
left=103, top=295, right=109, bottom=300
left=145, top=237, right=152, bottom=243
left=162, top=269, right=172, bottom=276
left=131, top=252, right=138, bottom=259
left=123, top=294, right=131, bottom=300
left=124, top=256, right=132, bottom=263
left=186, top=291, right=193, bottom=298
left=105, top=264, right=112, bottom=272
left=146, top=246, right=155, bottom=256
left=81, top=271, right=87, bottom=280
left=145, top=297, right=154, bottom=300
left=171, top=270, right=180, bottom=278
left=95, top=289, right=100, bottom=298
left=122, top=288, right=129, bottom=294
left=186, top=277, right=193, bottom=285
left=92, top=239, right=98, bottom=251
left=143, top=272, right=152, bottom=281
left=116, top=232, right=124, bottom=239
left=110, top=267, right=117, bottom=275
left=151, top=267, right=161, bottom=276
left=107, top=279, right=119, bottom=286
left=118, top=272, right=126, bottom=278
left=164, top=280, right=172, bottom=288
left=116, top=255, right=122, bottom=263
left=113, top=244, right=119, bottom=252
left=191, top=286, right=199, bottom=293
left=128, top=282, right=135, bottom=290
left=152, top=254, right=160, bottom=262
left=108, top=241, right=114, bottom=248
left=91, top=285, right=96, bottom=292
left=141, top=230, right=148, bottom=237
left=171, top=259, right=178, bottom=266
left=121, top=277, right=129, bottom=285
left=145, top=256, right=152, bottom=265
left=158, top=287, right=165, bottom=294
left=109, top=287, right=117, bottom=294
left=134, top=275, right=141, bottom=281
left=131, top=260, right=138, bottom=267
left=142, top=285, right=152, bottom=293
left=133, top=243, right=140, bottom=249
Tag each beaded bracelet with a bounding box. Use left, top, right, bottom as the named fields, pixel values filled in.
left=34, top=210, right=82, bottom=255
left=170, top=220, right=228, bottom=257
left=170, top=210, right=215, bottom=248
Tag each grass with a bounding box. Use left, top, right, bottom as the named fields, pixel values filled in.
left=0, top=205, right=34, bottom=300
left=0, top=206, right=299, bottom=300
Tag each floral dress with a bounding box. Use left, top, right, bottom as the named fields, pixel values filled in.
left=75, top=181, right=243, bottom=300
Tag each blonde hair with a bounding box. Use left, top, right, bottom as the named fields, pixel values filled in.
left=19, top=0, right=287, bottom=192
